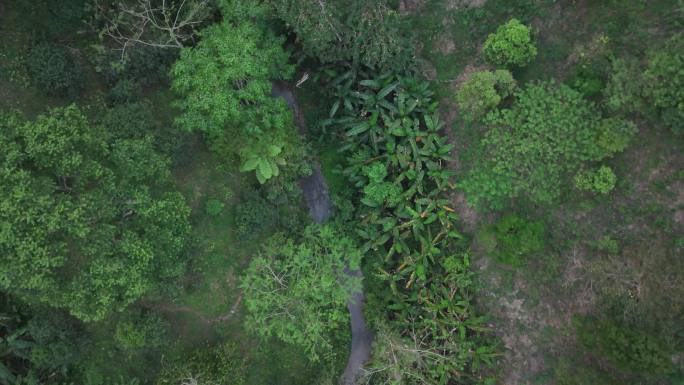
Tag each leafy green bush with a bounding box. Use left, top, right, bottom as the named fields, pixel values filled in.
left=595, top=235, right=619, bottom=254
left=114, top=312, right=169, bottom=351
left=98, top=102, right=185, bottom=158
left=461, top=82, right=631, bottom=208
left=596, top=117, right=637, bottom=156
left=155, top=342, right=247, bottom=385
left=106, top=78, right=143, bottom=105
left=574, top=165, right=617, bottom=194
left=95, top=46, right=177, bottom=86
left=644, top=33, right=684, bottom=136
left=205, top=198, right=225, bottom=216
left=456, top=70, right=516, bottom=122
left=27, top=42, right=83, bottom=97
left=567, top=64, right=605, bottom=98
left=604, top=56, right=645, bottom=115
left=234, top=194, right=276, bottom=239
left=483, top=19, right=537, bottom=67
left=576, top=316, right=674, bottom=377
left=493, top=214, right=545, bottom=266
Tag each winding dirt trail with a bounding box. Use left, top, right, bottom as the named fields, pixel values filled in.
left=271, top=81, right=373, bottom=385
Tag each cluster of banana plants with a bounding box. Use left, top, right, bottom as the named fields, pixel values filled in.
left=326, top=71, right=496, bottom=382
left=327, top=73, right=459, bottom=291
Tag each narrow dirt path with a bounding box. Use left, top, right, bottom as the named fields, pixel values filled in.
left=271, top=81, right=373, bottom=385
left=140, top=294, right=243, bottom=324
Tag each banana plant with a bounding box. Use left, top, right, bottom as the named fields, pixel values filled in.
left=239, top=142, right=286, bottom=184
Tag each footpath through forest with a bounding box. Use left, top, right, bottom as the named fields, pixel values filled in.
left=271, top=81, right=373, bottom=385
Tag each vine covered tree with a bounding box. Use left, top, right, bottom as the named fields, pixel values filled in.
left=0, top=106, right=191, bottom=321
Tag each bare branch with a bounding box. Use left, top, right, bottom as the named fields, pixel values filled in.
left=96, top=0, right=210, bottom=59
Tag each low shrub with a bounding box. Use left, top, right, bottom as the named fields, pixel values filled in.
left=205, top=198, right=225, bottom=216
left=644, top=33, right=684, bottom=136
left=574, top=165, right=617, bottom=195
left=567, top=64, right=605, bottom=97
left=95, top=46, right=177, bottom=86
left=493, top=214, right=545, bottom=266
left=456, top=69, right=516, bottom=122
left=234, top=194, right=276, bottom=239
left=595, top=235, right=619, bottom=255
left=483, top=19, right=537, bottom=68
left=155, top=342, right=246, bottom=385
left=27, top=42, right=83, bottom=97
left=596, top=118, right=637, bottom=156
left=106, top=78, right=143, bottom=105
left=114, top=311, right=169, bottom=351
left=576, top=316, right=675, bottom=377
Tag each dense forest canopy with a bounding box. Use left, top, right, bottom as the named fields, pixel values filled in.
left=0, top=0, right=682, bottom=385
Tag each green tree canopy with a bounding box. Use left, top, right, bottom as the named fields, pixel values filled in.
left=241, top=224, right=361, bottom=362
left=171, top=6, right=303, bottom=183
left=483, top=19, right=537, bottom=68
left=461, top=82, right=634, bottom=208
left=0, top=106, right=191, bottom=321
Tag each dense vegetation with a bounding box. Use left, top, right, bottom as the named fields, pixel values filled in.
left=0, top=1, right=682, bottom=385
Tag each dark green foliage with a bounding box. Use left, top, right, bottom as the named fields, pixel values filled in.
left=550, top=356, right=620, bottom=385
left=106, top=79, right=143, bottom=105
left=576, top=316, right=675, bottom=377
left=234, top=194, right=276, bottom=240
left=492, top=214, right=545, bottom=266
left=25, top=310, right=83, bottom=374
left=461, top=82, right=634, bottom=208
left=456, top=69, right=516, bottom=122
left=0, top=296, right=84, bottom=384
left=483, top=19, right=537, bottom=68
left=643, top=33, right=684, bottom=135
left=267, top=0, right=414, bottom=70
left=11, top=0, right=87, bottom=40
left=98, top=101, right=186, bottom=157
left=604, top=56, right=645, bottom=116
left=604, top=33, right=684, bottom=136
left=27, top=42, right=83, bottom=97
left=0, top=106, right=191, bottom=321
left=567, top=63, right=605, bottom=98
left=95, top=47, right=177, bottom=87
left=155, top=342, right=247, bottom=385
